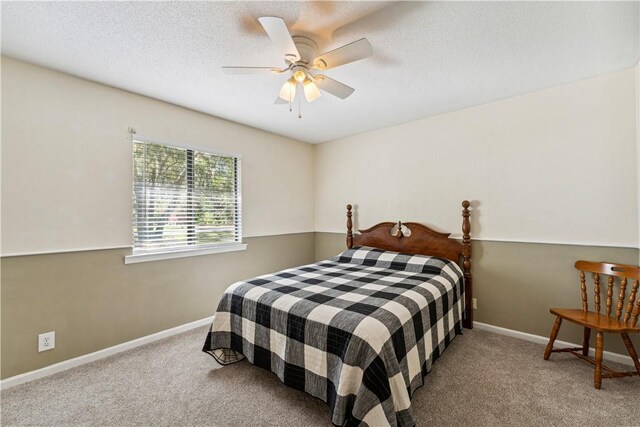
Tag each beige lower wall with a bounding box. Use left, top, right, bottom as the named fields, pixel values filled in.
left=1, top=233, right=315, bottom=379
left=3, top=232, right=638, bottom=380
left=316, top=232, right=640, bottom=357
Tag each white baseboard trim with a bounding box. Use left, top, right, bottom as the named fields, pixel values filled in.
left=474, top=321, right=635, bottom=367
left=0, top=316, right=214, bottom=390
left=2, top=318, right=633, bottom=390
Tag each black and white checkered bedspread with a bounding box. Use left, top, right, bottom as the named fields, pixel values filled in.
left=203, top=247, right=465, bottom=426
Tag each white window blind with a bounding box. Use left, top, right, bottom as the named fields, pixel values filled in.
left=132, top=138, right=241, bottom=253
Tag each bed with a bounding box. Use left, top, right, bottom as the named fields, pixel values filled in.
left=202, top=201, right=473, bottom=426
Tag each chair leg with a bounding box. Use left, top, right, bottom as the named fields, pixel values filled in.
left=594, top=331, right=604, bottom=390
left=621, top=333, right=640, bottom=374
left=544, top=316, right=563, bottom=360
left=582, top=327, right=591, bottom=357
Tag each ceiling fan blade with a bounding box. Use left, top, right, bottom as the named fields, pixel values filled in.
left=274, top=96, right=288, bottom=105
left=313, top=75, right=355, bottom=99
left=258, top=17, right=300, bottom=62
left=312, top=38, right=372, bottom=70
left=222, top=66, right=283, bottom=75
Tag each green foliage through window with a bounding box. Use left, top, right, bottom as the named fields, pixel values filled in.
left=132, top=139, right=240, bottom=252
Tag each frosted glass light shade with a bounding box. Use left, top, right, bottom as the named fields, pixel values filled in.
left=293, top=70, right=306, bottom=83
left=303, top=79, right=321, bottom=102
left=278, top=78, right=297, bottom=102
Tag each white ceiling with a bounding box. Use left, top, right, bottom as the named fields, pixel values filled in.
left=2, top=1, right=639, bottom=144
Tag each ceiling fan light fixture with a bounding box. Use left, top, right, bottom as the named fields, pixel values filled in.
left=303, top=78, right=321, bottom=102
left=278, top=77, right=297, bottom=102
left=292, top=68, right=307, bottom=83
left=223, top=16, right=372, bottom=112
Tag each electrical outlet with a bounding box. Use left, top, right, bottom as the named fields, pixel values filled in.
left=38, top=331, right=55, bottom=352
left=472, top=298, right=478, bottom=310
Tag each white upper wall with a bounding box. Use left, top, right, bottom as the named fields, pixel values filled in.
left=315, top=67, right=639, bottom=248
left=1, top=57, right=315, bottom=255
left=2, top=57, right=638, bottom=254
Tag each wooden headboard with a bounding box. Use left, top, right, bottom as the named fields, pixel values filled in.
left=345, top=201, right=473, bottom=329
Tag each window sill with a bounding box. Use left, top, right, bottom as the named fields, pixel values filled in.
left=124, top=243, right=247, bottom=264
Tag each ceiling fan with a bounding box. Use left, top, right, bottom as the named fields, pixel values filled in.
left=223, top=17, right=373, bottom=107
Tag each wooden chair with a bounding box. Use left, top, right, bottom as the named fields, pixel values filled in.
left=543, top=261, right=640, bottom=389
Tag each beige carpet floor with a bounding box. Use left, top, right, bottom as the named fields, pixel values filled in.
left=2, top=326, right=638, bottom=426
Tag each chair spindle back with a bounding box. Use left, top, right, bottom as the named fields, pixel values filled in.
left=575, top=261, right=640, bottom=327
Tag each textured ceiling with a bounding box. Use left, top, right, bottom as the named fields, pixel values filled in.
left=2, top=1, right=639, bottom=144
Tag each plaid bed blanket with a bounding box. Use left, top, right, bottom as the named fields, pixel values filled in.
left=203, top=247, right=465, bottom=426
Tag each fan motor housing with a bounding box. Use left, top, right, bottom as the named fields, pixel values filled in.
left=292, top=36, right=319, bottom=66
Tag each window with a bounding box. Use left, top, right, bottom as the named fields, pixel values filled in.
left=129, top=137, right=242, bottom=260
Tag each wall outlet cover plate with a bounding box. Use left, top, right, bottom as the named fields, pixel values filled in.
left=38, top=331, right=55, bottom=352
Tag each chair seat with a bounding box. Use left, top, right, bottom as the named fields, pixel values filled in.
left=550, top=308, right=640, bottom=333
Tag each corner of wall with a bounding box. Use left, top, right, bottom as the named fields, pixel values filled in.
left=312, top=142, right=321, bottom=236
left=636, top=60, right=640, bottom=263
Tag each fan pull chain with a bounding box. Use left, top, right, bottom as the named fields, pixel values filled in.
left=288, top=86, right=293, bottom=112
left=298, top=89, right=302, bottom=119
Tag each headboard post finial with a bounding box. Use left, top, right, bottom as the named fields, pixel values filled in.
left=461, top=200, right=473, bottom=329
left=346, top=204, right=353, bottom=248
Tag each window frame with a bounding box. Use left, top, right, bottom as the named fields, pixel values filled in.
left=125, top=134, right=246, bottom=264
